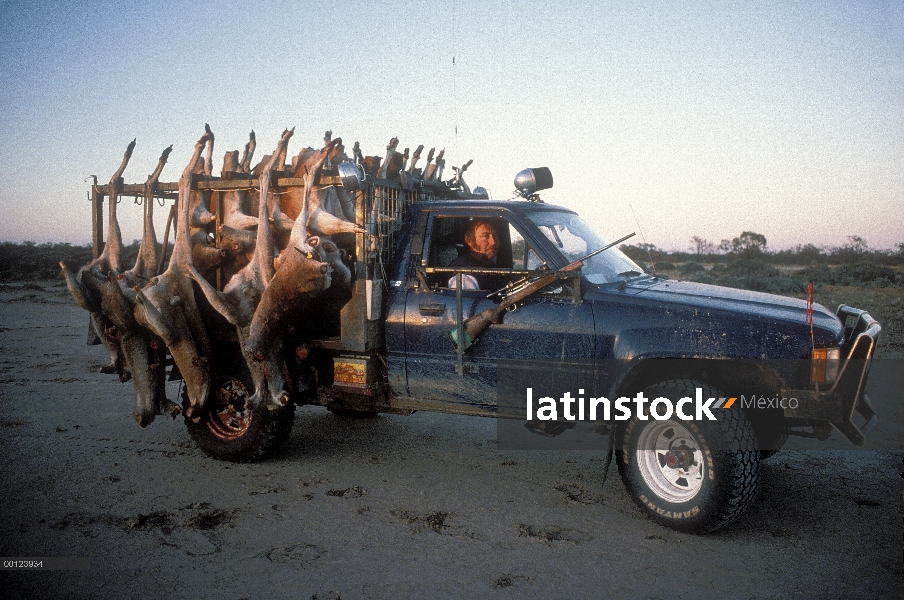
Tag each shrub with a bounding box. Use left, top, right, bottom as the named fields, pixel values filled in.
left=686, top=271, right=717, bottom=285
left=0, top=242, right=93, bottom=281
left=798, top=262, right=901, bottom=288
left=683, top=259, right=807, bottom=294
left=724, top=258, right=769, bottom=274
left=835, top=262, right=897, bottom=286
left=680, top=261, right=705, bottom=274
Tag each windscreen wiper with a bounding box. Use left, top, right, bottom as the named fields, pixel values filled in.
left=617, top=269, right=644, bottom=278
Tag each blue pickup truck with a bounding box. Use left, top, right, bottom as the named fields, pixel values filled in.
left=181, top=166, right=881, bottom=533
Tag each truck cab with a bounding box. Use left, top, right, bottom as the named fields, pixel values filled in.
left=388, top=202, right=599, bottom=410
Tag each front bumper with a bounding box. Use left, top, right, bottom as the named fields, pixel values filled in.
left=785, top=305, right=882, bottom=446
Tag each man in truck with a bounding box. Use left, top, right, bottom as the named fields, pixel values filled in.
left=447, top=218, right=509, bottom=291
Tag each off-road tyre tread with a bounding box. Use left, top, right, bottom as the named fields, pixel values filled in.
left=184, top=384, right=296, bottom=463
left=749, top=419, right=789, bottom=461
left=616, top=379, right=760, bottom=533
left=757, top=433, right=788, bottom=461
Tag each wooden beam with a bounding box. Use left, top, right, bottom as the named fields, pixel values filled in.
left=90, top=177, right=104, bottom=260
left=94, top=171, right=343, bottom=196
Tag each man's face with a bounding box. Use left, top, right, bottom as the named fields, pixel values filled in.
left=468, top=223, right=499, bottom=261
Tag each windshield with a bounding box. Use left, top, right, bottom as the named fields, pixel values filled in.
left=526, top=211, right=645, bottom=284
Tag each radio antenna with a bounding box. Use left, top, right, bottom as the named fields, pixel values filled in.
left=629, top=203, right=655, bottom=274
left=451, top=0, right=459, bottom=150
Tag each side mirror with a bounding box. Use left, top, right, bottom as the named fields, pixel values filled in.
left=571, top=273, right=582, bottom=304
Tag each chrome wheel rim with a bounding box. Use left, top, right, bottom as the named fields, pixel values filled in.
left=636, top=420, right=705, bottom=503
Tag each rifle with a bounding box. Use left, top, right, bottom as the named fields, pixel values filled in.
left=449, top=232, right=635, bottom=349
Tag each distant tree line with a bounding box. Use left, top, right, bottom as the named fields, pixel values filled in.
left=0, top=241, right=141, bottom=281
left=622, top=232, right=904, bottom=266
left=620, top=232, right=904, bottom=294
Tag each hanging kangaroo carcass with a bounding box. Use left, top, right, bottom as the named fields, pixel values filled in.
left=281, top=137, right=365, bottom=239
left=187, top=128, right=307, bottom=411
left=241, top=137, right=342, bottom=367
left=133, top=130, right=215, bottom=420
left=220, top=130, right=259, bottom=231
left=60, top=140, right=136, bottom=379
left=61, top=142, right=180, bottom=425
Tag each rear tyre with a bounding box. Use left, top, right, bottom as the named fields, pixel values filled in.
left=185, top=376, right=295, bottom=462
left=615, top=379, right=760, bottom=533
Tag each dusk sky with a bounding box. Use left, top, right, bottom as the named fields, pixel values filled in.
left=1, top=0, right=901, bottom=251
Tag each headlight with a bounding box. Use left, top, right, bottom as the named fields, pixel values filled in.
left=810, top=347, right=841, bottom=385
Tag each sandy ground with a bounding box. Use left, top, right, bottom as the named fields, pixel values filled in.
left=1, top=281, right=902, bottom=599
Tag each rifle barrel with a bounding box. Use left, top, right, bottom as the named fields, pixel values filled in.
left=569, top=232, right=636, bottom=268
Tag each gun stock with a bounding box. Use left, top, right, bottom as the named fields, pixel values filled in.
left=467, top=273, right=560, bottom=341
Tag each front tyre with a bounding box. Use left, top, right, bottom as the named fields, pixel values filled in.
left=616, top=380, right=760, bottom=533
left=747, top=412, right=789, bottom=461
left=185, top=376, right=295, bottom=462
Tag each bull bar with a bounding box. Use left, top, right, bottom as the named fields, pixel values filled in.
left=785, top=305, right=882, bottom=446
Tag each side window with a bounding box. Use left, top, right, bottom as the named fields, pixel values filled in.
left=423, top=215, right=526, bottom=291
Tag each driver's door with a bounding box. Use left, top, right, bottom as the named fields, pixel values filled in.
left=403, top=211, right=595, bottom=407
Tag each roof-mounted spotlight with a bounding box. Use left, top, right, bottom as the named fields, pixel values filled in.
left=337, top=161, right=366, bottom=191
left=514, top=167, right=553, bottom=202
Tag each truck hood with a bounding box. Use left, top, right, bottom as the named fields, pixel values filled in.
left=586, top=277, right=845, bottom=353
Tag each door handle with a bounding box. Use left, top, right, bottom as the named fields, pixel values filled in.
left=418, top=303, right=446, bottom=316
